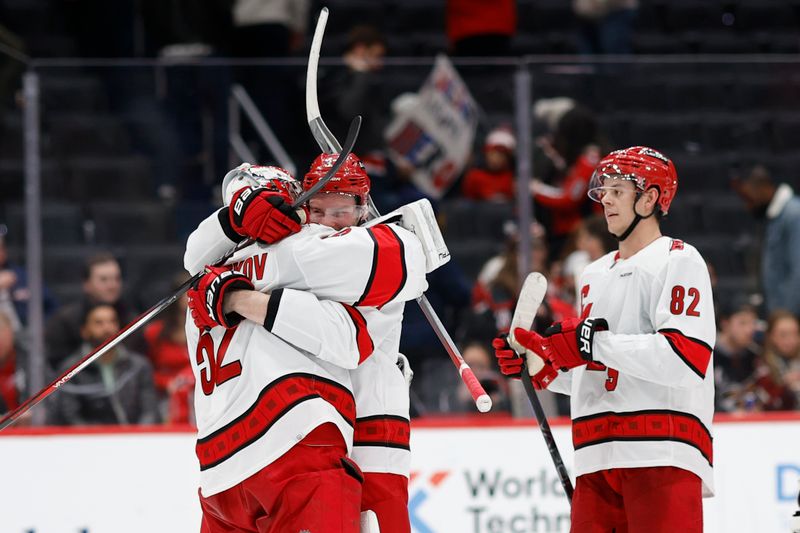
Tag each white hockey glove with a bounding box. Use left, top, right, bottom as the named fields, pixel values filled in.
left=396, top=353, right=414, bottom=387
left=364, top=199, right=450, bottom=273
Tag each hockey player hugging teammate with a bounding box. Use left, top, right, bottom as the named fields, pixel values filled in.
left=185, top=158, right=437, bottom=532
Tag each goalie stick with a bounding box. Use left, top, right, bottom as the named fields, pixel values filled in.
left=511, top=272, right=575, bottom=502
left=306, top=8, right=491, bottom=412
left=0, top=117, right=362, bottom=432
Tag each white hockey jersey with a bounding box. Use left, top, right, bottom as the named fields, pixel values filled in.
left=184, top=210, right=427, bottom=495
left=350, top=304, right=412, bottom=478
left=547, top=236, right=716, bottom=496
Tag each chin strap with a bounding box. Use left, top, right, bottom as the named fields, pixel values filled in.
left=613, top=190, right=658, bottom=242
left=614, top=213, right=642, bottom=241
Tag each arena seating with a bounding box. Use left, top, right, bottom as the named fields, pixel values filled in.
left=2, top=0, right=800, bottom=309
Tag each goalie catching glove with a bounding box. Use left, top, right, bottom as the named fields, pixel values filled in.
left=187, top=266, right=254, bottom=330
left=511, top=317, right=609, bottom=372
left=229, top=186, right=305, bottom=244
left=492, top=334, right=557, bottom=390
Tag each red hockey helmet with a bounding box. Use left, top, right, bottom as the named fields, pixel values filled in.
left=588, top=146, right=678, bottom=215
left=303, top=153, right=371, bottom=205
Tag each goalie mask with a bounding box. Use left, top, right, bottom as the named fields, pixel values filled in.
left=587, top=146, right=678, bottom=241
left=303, top=153, right=371, bottom=205
left=222, top=164, right=301, bottom=205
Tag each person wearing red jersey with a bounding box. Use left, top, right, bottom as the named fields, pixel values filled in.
left=495, top=146, right=715, bottom=532
left=531, top=106, right=606, bottom=256
left=185, top=159, right=434, bottom=532
left=461, top=127, right=516, bottom=202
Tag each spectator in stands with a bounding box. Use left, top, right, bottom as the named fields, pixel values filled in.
left=561, top=214, right=618, bottom=306
left=321, top=25, right=388, bottom=157
left=0, top=312, right=13, bottom=414
left=143, top=273, right=194, bottom=424
left=461, top=127, right=516, bottom=202
left=45, top=252, right=138, bottom=369
left=439, top=341, right=510, bottom=413
left=0, top=231, right=57, bottom=329
left=447, top=0, right=516, bottom=56
left=531, top=105, right=606, bottom=257
left=48, top=303, right=158, bottom=426
left=735, top=165, right=800, bottom=317
left=471, top=223, right=575, bottom=339
left=231, top=0, right=308, bottom=57
left=0, top=310, right=32, bottom=423
left=752, top=310, right=800, bottom=411
left=573, top=0, right=638, bottom=55
left=714, top=299, right=760, bottom=412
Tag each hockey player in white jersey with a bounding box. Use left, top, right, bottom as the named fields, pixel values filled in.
left=494, top=146, right=715, bottom=532
left=183, top=164, right=428, bottom=532
left=304, top=153, right=421, bottom=533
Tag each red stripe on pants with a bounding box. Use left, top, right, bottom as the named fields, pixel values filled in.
left=196, top=374, right=355, bottom=470
left=572, top=411, right=713, bottom=465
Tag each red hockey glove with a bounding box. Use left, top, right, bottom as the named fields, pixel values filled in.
left=229, top=186, right=303, bottom=244
left=492, top=334, right=558, bottom=390
left=531, top=317, right=609, bottom=372
left=187, top=266, right=254, bottom=330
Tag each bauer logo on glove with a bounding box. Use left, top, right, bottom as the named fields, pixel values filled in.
left=187, top=266, right=254, bottom=330
left=542, top=317, right=609, bottom=371
left=229, top=186, right=304, bottom=245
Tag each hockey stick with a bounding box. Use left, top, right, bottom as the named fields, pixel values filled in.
left=306, top=7, right=340, bottom=156
left=306, top=8, right=491, bottom=412
left=511, top=273, right=574, bottom=502
left=306, top=7, right=381, bottom=219
left=0, top=117, right=362, bottom=432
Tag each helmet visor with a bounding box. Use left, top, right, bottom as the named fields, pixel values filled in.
left=587, top=165, right=645, bottom=203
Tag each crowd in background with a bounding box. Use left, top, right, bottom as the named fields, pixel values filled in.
left=1, top=0, right=799, bottom=426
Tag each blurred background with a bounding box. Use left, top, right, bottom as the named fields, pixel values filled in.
left=1, top=0, right=800, bottom=428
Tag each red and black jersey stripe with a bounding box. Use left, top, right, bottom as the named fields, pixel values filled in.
left=196, top=373, right=355, bottom=470
left=658, top=328, right=713, bottom=379
left=354, top=414, right=411, bottom=451
left=355, top=225, right=408, bottom=309
left=341, top=303, right=374, bottom=364
left=572, top=409, right=713, bottom=466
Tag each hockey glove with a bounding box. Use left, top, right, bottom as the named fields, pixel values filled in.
left=531, top=317, right=609, bottom=372
left=396, top=353, right=414, bottom=387
left=229, top=186, right=304, bottom=244
left=492, top=334, right=558, bottom=390
left=187, top=265, right=254, bottom=330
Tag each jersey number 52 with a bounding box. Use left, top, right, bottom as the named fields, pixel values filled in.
left=195, top=329, right=242, bottom=395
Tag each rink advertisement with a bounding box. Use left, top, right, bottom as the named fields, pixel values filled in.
left=408, top=425, right=573, bottom=533
left=0, top=415, right=798, bottom=532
